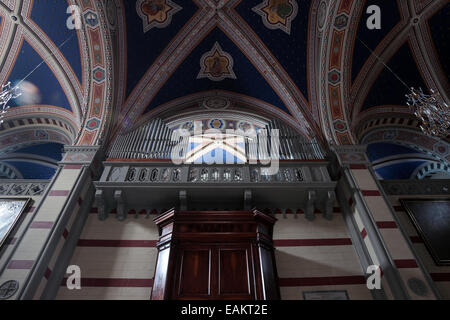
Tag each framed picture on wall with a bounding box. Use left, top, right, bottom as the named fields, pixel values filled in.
left=401, top=199, right=450, bottom=266
left=0, top=198, right=31, bottom=250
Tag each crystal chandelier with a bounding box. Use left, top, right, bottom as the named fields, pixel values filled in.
left=0, top=82, right=22, bottom=124
left=406, top=87, right=449, bottom=138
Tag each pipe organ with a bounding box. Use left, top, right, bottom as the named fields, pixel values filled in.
left=109, top=119, right=177, bottom=159
left=108, top=118, right=325, bottom=161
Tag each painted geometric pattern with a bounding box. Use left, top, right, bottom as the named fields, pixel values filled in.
left=197, top=42, right=237, bottom=82
left=253, top=0, right=299, bottom=35
left=136, top=0, right=182, bottom=33
left=175, top=119, right=262, bottom=133
left=77, top=0, right=111, bottom=146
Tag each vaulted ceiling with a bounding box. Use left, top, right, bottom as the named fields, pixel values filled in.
left=0, top=0, right=448, bottom=180
left=0, top=0, right=87, bottom=178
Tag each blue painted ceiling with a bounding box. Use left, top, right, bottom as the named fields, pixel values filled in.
left=145, top=27, right=290, bottom=114
left=0, top=1, right=447, bottom=181
left=235, top=0, right=310, bottom=98
left=30, top=0, right=83, bottom=83
left=361, top=42, right=427, bottom=111
left=428, top=3, right=450, bottom=83
left=375, top=160, right=428, bottom=180
left=8, top=40, right=72, bottom=110
left=124, top=0, right=199, bottom=97
left=15, top=143, right=64, bottom=161
left=4, top=161, right=58, bottom=180
left=1, top=1, right=81, bottom=180
left=2, top=143, right=63, bottom=180
left=352, top=0, right=402, bottom=82
left=355, top=3, right=449, bottom=180
left=367, top=142, right=434, bottom=180
left=5, top=0, right=82, bottom=112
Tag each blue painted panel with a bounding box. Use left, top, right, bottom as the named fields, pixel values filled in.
left=15, top=143, right=64, bottom=161
left=4, top=161, right=56, bottom=180
left=352, top=0, right=401, bottom=82
left=30, top=0, right=82, bottom=83
left=8, top=40, right=72, bottom=111
left=124, top=0, right=199, bottom=97
left=362, top=42, right=427, bottom=111
left=367, top=142, right=419, bottom=162
left=375, top=161, right=427, bottom=180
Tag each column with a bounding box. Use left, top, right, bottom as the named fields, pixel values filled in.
left=331, top=145, right=439, bottom=300
left=0, top=146, right=104, bottom=300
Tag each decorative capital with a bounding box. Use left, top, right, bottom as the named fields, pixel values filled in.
left=331, top=145, right=370, bottom=166
left=60, top=145, right=103, bottom=165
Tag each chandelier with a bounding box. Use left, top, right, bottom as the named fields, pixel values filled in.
left=0, top=82, right=21, bottom=124
left=406, top=88, right=449, bottom=138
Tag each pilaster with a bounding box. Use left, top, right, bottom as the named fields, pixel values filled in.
left=0, top=146, right=104, bottom=300
left=331, top=145, right=439, bottom=300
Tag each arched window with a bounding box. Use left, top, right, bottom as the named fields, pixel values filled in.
left=185, top=133, right=247, bottom=164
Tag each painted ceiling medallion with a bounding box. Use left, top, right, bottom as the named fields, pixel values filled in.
left=197, top=42, right=237, bottom=82
left=136, top=0, right=182, bottom=33
left=253, top=0, right=299, bottom=35
left=202, top=97, right=231, bottom=110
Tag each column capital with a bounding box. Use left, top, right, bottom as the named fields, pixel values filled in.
left=59, top=145, right=104, bottom=166
left=331, top=144, right=370, bottom=167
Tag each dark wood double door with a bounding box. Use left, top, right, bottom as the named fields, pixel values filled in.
left=174, top=243, right=254, bottom=300
left=151, top=209, right=280, bottom=300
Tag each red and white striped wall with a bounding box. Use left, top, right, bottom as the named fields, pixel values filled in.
left=32, top=165, right=94, bottom=300
left=349, top=165, right=437, bottom=300
left=273, top=206, right=372, bottom=300
left=54, top=204, right=376, bottom=300
left=0, top=164, right=91, bottom=300
left=56, top=207, right=159, bottom=300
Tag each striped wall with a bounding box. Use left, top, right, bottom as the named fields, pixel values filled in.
left=348, top=166, right=437, bottom=299
left=0, top=164, right=93, bottom=300
left=33, top=169, right=93, bottom=300
left=56, top=205, right=372, bottom=300
left=389, top=195, right=450, bottom=299
left=273, top=207, right=372, bottom=300
left=56, top=209, right=159, bottom=300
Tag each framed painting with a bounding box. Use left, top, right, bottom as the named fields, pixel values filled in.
left=0, top=198, right=30, bottom=249
left=401, top=199, right=450, bottom=266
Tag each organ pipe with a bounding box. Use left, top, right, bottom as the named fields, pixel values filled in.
left=107, top=118, right=325, bottom=161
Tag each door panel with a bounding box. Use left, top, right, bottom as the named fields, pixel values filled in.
left=175, top=248, right=212, bottom=299
left=173, top=245, right=254, bottom=300
left=218, top=249, right=251, bottom=298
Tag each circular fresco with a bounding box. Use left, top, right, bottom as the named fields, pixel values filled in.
left=209, top=119, right=224, bottom=129
left=203, top=97, right=231, bottom=110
